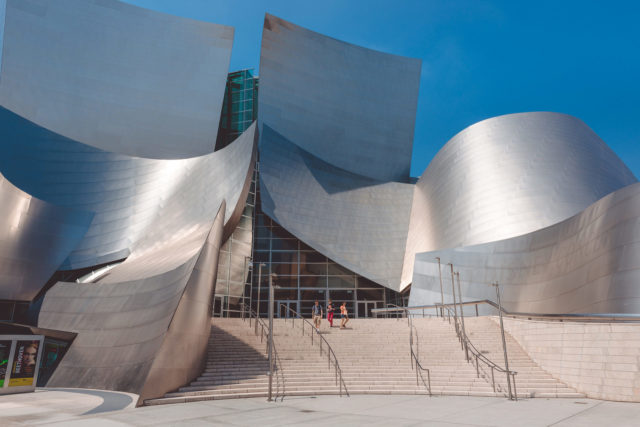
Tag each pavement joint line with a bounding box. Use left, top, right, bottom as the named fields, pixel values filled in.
left=429, top=396, right=511, bottom=424
left=546, top=400, right=604, bottom=427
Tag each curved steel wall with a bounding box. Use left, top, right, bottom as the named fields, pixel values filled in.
left=37, top=124, right=256, bottom=400
left=409, top=182, right=640, bottom=314
left=0, top=172, right=92, bottom=301
left=0, top=107, right=255, bottom=270
left=259, top=14, right=421, bottom=182
left=401, top=112, right=637, bottom=288
left=0, top=0, right=232, bottom=159
left=258, top=15, right=420, bottom=290
left=40, top=202, right=225, bottom=403
left=260, top=126, right=414, bottom=290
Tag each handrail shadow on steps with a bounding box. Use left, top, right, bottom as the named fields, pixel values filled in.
left=386, top=303, right=432, bottom=396
left=378, top=303, right=517, bottom=400
left=240, top=304, right=285, bottom=402
left=278, top=304, right=349, bottom=397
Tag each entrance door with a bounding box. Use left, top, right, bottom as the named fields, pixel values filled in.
left=212, top=295, right=224, bottom=317
left=277, top=300, right=299, bottom=318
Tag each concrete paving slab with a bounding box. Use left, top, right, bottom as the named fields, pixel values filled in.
left=3, top=391, right=640, bottom=426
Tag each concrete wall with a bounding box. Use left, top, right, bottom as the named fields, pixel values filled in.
left=498, top=317, right=640, bottom=402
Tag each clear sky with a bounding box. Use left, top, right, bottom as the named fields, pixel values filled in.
left=124, top=0, right=639, bottom=179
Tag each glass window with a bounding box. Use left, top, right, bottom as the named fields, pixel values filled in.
left=328, top=276, right=355, bottom=288
left=275, top=288, right=298, bottom=300
left=271, top=276, right=297, bottom=288
left=357, top=277, right=380, bottom=288
left=253, top=238, right=269, bottom=251
left=253, top=251, right=269, bottom=262
left=328, top=263, right=353, bottom=276
left=299, top=289, right=327, bottom=301
left=299, top=263, right=326, bottom=275
left=299, top=252, right=326, bottom=263
left=357, top=288, right=384, bottom=301
left=256, top=227, right=272, bottom=239
left=270, top=251, right=298, bottom=263
left=328, top=289, right=355, bottom=303
left=271, top=263, right=298, bottom=276
left=271, top=238, right=297, bottom=251
left=299, top=276, right=326, bottom=288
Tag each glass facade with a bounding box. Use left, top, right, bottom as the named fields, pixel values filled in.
left=213, top=69, right=404, bottom=319
left=215, top=69, right=259, bottom=150
left=249, top=183, right=403, bottom=319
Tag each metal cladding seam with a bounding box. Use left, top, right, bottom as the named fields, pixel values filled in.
left=0, top=0, right=233, bottom=159
left=401, top=112, right=638, bottom=289
left=409, top=181, right=640, bottom=314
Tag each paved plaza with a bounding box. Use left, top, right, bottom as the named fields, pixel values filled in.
left=2, top=389, right=640, bottom=426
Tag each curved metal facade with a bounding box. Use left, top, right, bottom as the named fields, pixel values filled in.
left=258, top=15, right=420, bottom=290
left=401, top=112, right=637, bottom=288
left=259, top=14, right=421, bottom=182
left=37, top=123, right=256, bottom=402
left=260, top=126, right=414, bottom=290
left=409, top=182, right=640, bottom=314
left=0, top=0, right=232, bottom=159
left=40, top=202, right=226, bottom=404
left=0, top=172, right=93, bottom=301
left=0, top=108, right=255, bottom=270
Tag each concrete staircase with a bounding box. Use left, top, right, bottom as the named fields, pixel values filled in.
left=144, top=315, right=582, bottom=405
left=462, top=316, right=583, bottom=398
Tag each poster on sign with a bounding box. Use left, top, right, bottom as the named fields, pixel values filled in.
left=9, top=340, right=40, bottom=387
left=0, top=341, right=11, bottom=388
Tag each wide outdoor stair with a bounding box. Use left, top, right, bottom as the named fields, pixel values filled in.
left=145, top=315, right=583, bottom=405
left=462, top=316, right=583, bottom=398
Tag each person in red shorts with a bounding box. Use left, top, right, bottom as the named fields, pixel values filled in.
left=327, top=299, right=334, bottom=327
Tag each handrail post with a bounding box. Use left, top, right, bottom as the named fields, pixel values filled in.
left=436, top=257, right=445, bottom=319
left=448, top=264, right=459, bottom=336
left=491, top=366, right=495, bottom=392
left=493, top=282, right=513, bottom=400
left=267, top=272, right=274, bottom=402
left=456, top=272, right=468, bottom=360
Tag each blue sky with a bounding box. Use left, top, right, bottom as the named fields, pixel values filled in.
left=125, top=0, right=639, bottom=179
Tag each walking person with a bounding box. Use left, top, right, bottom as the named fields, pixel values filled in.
left=312, top=300, right=323, bottom=331
left=327, top=299, right=334, bottom=328
left=340, top=302, right=350, bottom=329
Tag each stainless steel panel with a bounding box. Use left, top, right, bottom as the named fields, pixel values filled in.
left=409, top=182, right=640, bottom=314
left=0, top=0, right=232, bottom=159
left=259, top=126, right=414, bottom=291
left=259, top=14, right=420, bottom=182
left=402, top=112, right=637, bottom=289
left=38, top=125, right=256, bottom=400
left=0, top=172, right=92, bottom=300
left=0, top=107, right=255, bottom=270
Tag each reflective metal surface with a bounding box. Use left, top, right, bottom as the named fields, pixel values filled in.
left=40, top=203, right=226, bottom=403
left=259, top=126, right=414, bottom=290
left=258, top=15, right=419, bottom=290
left=0, top=108, right=255, bottom=270
left=0, top=0, right=232, bottom=159
left=409, top=182, right=640, bottom=314
left=0, top=172, right=92, bottom=300
left=37, top=124, right=256, bottom=400
left=259, top=14, right=420, bottom=182
left=401, top=112, right=637, bottom=288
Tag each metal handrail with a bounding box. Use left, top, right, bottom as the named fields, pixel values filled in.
left=241, top=304, right=285, bottom=401
left=438, top=303, right=518, bottom=400
left=278, top=304, right=349, bottom=397
left=386, top=303, right=432, bottom=396
left=373, top=300, right=640, bottom=323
